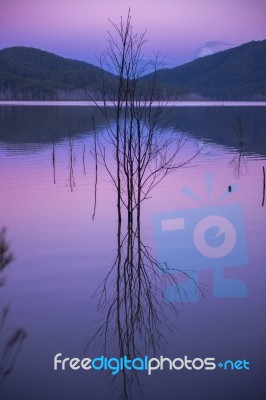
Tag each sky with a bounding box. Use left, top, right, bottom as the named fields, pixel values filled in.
left=0, top=0, right=266, bottom=68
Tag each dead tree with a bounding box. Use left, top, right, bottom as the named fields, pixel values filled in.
left=87, top=10, right=203, bottom=399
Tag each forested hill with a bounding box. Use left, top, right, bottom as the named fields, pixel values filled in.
left=0, top=40, right=266, bottom=100
left=150, top=40, right=266, bottom=100
left=0, top=46, right=116, bottom=100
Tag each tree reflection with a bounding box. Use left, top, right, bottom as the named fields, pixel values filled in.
left=52, top=134, right=56, bottom=184
left=229, top=113, right=248, bottom=179
left=88, top=208, right=204, bottom=399
left=0, top=227, right=26, bottom=383
left=68, top=131, right=76, bottom=192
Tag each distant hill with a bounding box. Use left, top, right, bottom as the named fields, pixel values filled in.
left=0, top=41, right=266, bottom=100
left=0, top=46, right=187, bottom=100
left=149, top=40, right=266, bottom=100
left=0, top=46, right=116, bottom=100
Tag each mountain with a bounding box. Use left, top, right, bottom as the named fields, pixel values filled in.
left=0, top=40, right=266, bottom=100
left=0, top=46, right=116, bottom=100
left=0, top=46, right=187, bottom=101
left=149, top=40, right=266, bottom=100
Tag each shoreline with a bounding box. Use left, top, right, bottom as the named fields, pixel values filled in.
left=0, top=100, right=266, bottom=107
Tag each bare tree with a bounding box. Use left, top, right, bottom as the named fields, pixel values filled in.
left=87, top=10, right=203, bottom=399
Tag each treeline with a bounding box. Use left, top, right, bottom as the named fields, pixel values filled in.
left=0, top=88, right=103, bottom=101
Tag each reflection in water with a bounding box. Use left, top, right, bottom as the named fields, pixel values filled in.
left=87, top=206, right=202, bottom=398
left=52, top=134, right=56, bottom=185
left=40, top=107, right=264, bottom=398
left=68, top=132, right=76, bottom=192
left=229, top=113, right=248, bottom=179
left=229, top=150, right=248, bottom=179
left=82, top=144, right=86, bottom=175
left=92, top=116, right=98, bottom=221
left=0, top=227, right=26, bottom=383
left=263, top=166, right=265, bottom=207
left=1, top=106, right=266, bottom=156
left=87, top=225, right=182, bottom=398
left=84, top=107, right=265, bottom=399
left=87, top=106, right=202, bottom=398
left=0, top=105, right=266, bottom=399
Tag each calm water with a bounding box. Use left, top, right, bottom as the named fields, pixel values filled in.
left=0, top=106, right=266, bottom=400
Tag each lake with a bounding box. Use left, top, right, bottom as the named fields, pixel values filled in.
left=0, top=105, right=266, bottom=400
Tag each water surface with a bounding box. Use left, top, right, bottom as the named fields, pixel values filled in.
left=0, top=106, right=265, bottom=400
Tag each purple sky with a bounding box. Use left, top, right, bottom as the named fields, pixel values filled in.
left=1, top=0, right=266, bottom=67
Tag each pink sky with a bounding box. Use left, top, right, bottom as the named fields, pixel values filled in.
left=0, top=0, right=266, bottom=67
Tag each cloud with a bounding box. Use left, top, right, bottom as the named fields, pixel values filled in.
left=194, top=41, right=233, bottom=59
